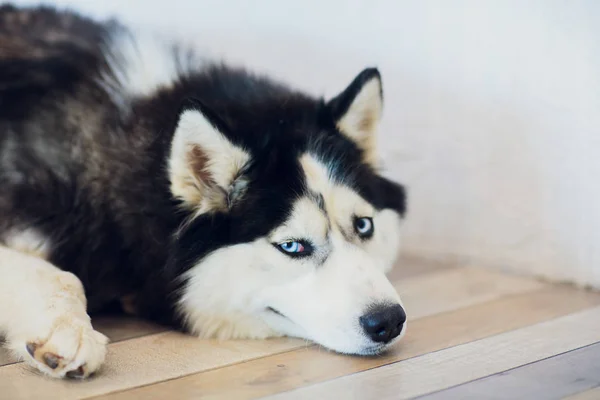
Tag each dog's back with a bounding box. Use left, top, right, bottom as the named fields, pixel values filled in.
left=0, top=5, right=109, bottom=114
left=0, top=6, right=176, bottom=311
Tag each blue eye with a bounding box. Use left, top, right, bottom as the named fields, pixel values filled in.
left=279, top=241, right=304, bottom=253
left=275, top=240, right=313, bottom=258
left=354, top=217, right=374, bottom=238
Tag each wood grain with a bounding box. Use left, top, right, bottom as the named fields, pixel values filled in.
left=262, top=306, right=600, bottom=400
left=93, top=316, right=167, bottom=343
left=0, top=316, right=166, bottom=367
left=95, top=286, right=600, bottom=400
left=394, top=266, right=544, bottom=319
left=0, top=333, right=304, bottom=400
left=564, top=386, right=600, bottom=400
left=0, top=342, right=9, bottom=367
left=387, top=254, right=455, bottom=281
left=421, top=342, right=600, bottom=399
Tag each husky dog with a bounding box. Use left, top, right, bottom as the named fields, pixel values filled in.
left=0, top=5, right=407, bottom=379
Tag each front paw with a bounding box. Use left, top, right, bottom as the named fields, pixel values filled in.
left=14, top=316, right=108, bottom=379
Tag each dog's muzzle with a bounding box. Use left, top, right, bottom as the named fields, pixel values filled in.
left=359, top=303, right=406, bottom=344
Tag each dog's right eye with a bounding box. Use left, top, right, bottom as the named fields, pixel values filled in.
left=275, top=240, right=313, bottom=258
left=354, top=217, right=374, bottom=239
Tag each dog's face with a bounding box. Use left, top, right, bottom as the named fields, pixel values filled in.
left=166, top=68, right=407, bottom=355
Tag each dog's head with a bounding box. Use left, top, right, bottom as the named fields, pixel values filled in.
left=166, top=68, right=407, bottom=355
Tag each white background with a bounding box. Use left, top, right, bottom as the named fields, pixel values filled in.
left=15, top=0, right=600, bottom=286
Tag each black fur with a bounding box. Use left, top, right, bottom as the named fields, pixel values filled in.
left=0, top=6, right=406, bottom=329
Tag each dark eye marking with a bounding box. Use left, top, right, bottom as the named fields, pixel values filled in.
left=315, top=193, right=326, bottom=213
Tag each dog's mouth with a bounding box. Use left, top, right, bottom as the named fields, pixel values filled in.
left=359, top=344, right=387, bottom=356
left=265, top=307, right=397, bottom=356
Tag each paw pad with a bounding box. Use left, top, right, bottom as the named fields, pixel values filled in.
left=66, top=365, right=86, bottom=379
left=26, top=342, right=63, bottom=370
left=42, top=352, right=60, bottom=369
left=21, top=322, right=107, bottom=379
left=25, top=342, right=37, bottom=357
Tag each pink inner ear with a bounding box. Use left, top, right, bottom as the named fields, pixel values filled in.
left=357, top=112, right=377, bottom=133
left=187, top=144, right=214, bottom=186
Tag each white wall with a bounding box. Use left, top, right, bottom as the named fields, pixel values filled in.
left=16, top=0, right=600, bottom=286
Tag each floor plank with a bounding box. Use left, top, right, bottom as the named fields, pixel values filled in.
left=394, top=267, right=544, bottom=319
left=0, top=266, right=543, bottom=399
left=92, top=316, right=167, bottom=343
left=421, top=342, right=600, bottom=400
left=387, top=254, right=455, bottom=281
left=0, top=333, right=304, bottom=400
left=564, top=386, right=600, bottom=400
left=0, top=344, right=9, bottom=367
left=261, top=306, right=600, bottom=400
left=95, top=286, right=600, bottom=400
left=0, top=316, right=166, bottom=367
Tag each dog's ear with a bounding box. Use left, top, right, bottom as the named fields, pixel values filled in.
left=168, top=99, right=250, bottom=213
left=327, top=68, right=383, bottom=166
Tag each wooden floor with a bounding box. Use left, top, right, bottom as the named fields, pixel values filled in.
left=1, top=257, right=600, bottom=399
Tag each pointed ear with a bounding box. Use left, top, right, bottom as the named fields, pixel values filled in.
left=168, top=99, right=250, bottom=213
left=328, top=68, right=383, bottom=166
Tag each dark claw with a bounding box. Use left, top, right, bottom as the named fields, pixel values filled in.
left=26, top=342, right=37, bottom=357
left=66, top=366, right=85, bottom=379
left=43, top=353, right=60, bottom=369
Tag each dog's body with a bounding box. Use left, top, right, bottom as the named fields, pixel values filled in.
left=0, top=5, right=407, bottom=379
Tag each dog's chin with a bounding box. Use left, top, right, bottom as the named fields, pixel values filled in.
left=333, top=340, right=391, bottom=356
left=355, top=344, right=388, bottom=356
left=354, top=338, right=400, bottom=356
left=318, top=324, right=406, bottom=357
left=358, top=326, right=406, bottom=356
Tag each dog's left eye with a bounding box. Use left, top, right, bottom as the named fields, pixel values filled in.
left=354, top=217, right=374, bottom=238
left=275, top=240, right=312, bottom=257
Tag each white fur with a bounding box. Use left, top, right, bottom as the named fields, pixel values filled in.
left=300, top=153, right=401, bottom=272
left=101, top=27, right=201, bottom=106
left=179, top=243, right=284, bottom=340
left=367, top=209, right=403, bottom=274
left=3, top=228, right=52, bottom=259
left=169, top=109, right=251, bottom=212
left=270, top=197, right=330, bottom=248
left=179, top=155, right=404, bottom=355
left=262, top=234, right=403, bottom=354
left=0, top=237, right=107, bottom=379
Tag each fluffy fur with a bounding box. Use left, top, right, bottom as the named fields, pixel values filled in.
left=0, top=5, right=407, bottom=379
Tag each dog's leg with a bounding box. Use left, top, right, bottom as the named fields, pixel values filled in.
left=0, top=244, right=107, bottom=378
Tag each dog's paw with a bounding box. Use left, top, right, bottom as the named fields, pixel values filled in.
left=17, top=317, right=108, bottom=379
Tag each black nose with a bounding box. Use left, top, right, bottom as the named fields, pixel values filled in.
left=359, top=303, right=406, bottom=344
